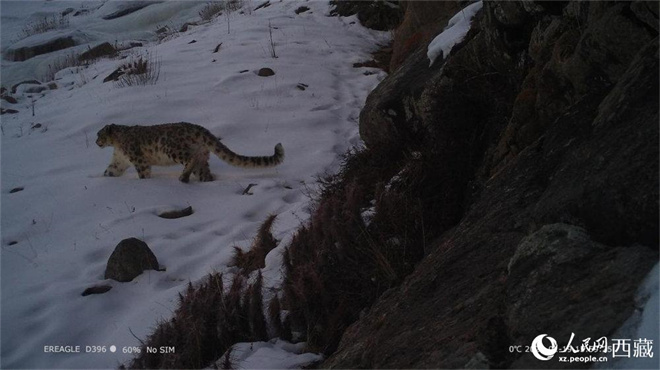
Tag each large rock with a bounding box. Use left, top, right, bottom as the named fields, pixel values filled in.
left=101, top=1, right=156, bottom=20
left=105, top=238, right=160, bottom=282
left=3, top=30, right=92, bottom=62
left=5, top=37, right=76, bottom=62
left=78, top=42, right=117, bottom=62
left=507, top=224, right=657, bottom=368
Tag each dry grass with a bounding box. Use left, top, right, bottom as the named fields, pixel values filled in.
left=199, top=1, right=226, bottom=20
left=268, top=294, right=290, bottom=340
left=281, top=147, right=407, bottom=354
left=199, top=1, right=243, bottom=21
left=279, top=141, right=461, bottom=355
left=16, top=14, right=69, bottom=41
left=114, top=53, right=161, bottom=87
left=39, top=51, right=85, bottom=82
left=126, top=215, right=284, bottom=369
left=127, top=273, right=269, bottom=369
left=231, top=214, right=277, bottom=274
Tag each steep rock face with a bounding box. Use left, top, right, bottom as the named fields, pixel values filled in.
left=389, top=1, right=463, bottom=71
left=326, top=0, right=658, bottom=368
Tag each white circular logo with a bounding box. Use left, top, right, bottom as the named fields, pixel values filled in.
left=531, top=334, right=558, bottom=361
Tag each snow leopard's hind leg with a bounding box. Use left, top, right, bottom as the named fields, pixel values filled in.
left=180, top=149, right=212, bottom=183
left=194, top=161, right=214, bottom=182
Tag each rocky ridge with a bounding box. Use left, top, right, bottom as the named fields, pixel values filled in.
left=322, top=0, right=659, bottom=368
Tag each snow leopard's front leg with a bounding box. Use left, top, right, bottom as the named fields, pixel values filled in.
left=104, top=150, right=131, bottom=177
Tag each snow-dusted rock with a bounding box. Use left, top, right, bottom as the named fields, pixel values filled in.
left=105, top=238, right=160, bottom=282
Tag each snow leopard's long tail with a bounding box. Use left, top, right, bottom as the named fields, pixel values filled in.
left=211, top=140, right=284, bottom=168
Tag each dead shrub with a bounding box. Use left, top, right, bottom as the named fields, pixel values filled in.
left=199, top=1, right=242, bottom=21
left=127, top=215, right=280, bottom=369
left=280, top=141, right=462, bottom=355
left=16, top=14, right=69, bottom=41
left=281, top=147, right=406, bottom=354
left=246, top=271, right=269, bottom=341
left=114, top=53, right=161, bottom=87
left=232, top=214, right=278, bottom=274
left=199, top=1, right=226, bottom=20
left=39, top=51, right=85, bottom=82
left=127, top=272, right=267, bottom=369
left=268, top=294, right=290, bottom=340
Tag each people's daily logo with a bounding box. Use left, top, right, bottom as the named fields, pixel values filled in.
left=531, top=334, right=558, bottom=361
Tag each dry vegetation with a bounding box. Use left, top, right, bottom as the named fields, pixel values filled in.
left=280, top=146, right=418, bottom=354
left=126, top=139, right=453, bottom=368
left=114, top=53, right=161, bottom=87
left=232, top=214, right=278, bottom=274
left=126, top=215, right=287, bottom=369
left=39, top=51, right=86, bottom=82
left=199, top=0, right=243, bottom=21
left=16, top=14, right=69, bottom=41
left=126, top=272, right=279, bottom=369
left=199, top=1, right=225, bottom=20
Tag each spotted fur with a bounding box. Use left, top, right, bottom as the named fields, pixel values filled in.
left=96, top=122, right=284, bottom=183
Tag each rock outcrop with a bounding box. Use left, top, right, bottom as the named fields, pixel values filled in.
left=3, top=30, right=91, bottom=62
left=324, top=0, right=658, bottom=368
left=329, top=0, right=403, bottom=31
left=78, top=42, right=117, bottom=62
left=105, top=238, right=160, bottom=282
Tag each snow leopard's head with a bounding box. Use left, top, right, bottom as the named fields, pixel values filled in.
left=96, top=124, right=118, bottom=148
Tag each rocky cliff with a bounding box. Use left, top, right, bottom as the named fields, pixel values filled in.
left=320, top=0, right=658, bottom=368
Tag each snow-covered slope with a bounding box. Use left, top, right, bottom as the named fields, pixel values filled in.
left=1, top=0, right=205, bottom=87
left=0, top=1, right=388, bottom=368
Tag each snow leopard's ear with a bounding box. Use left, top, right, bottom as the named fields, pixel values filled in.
left=106, top=124, right=116, bottom=134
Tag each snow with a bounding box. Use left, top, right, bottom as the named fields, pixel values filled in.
left=218, top=340, right=323, bottom=369
left=427, top=0, right=482, bottom=67
left=1, top=0, right=206, bottom=87
left=360, top=200, right=376, bottom=227
left=598, top=263, right=659, bottom=369
left=0, top=1, right=389, bottom=368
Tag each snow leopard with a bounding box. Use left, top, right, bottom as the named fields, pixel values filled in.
left=96, top=122, right=284, bottom=183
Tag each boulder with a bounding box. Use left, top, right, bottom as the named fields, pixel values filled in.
left=4, top=35, right=75, bottom=62
left=507, top=224, right=658, bottom=368
left=257, top=67, right=275, bottom=77
left=4, top=29, right=93, bottom=62
left=105, top=238, right=160, bottom=282
left=157, top=206, right=194, bottom=219
left=23, top=85, right=47, bottom=94
left=101, top=2, right=154, bottom=20
left=11, top=80, right=41, bottom=94
left=78, top=42, right=117, bottom=61
left=1, top=95, right=18, bottom=104
left=81, top=285, right=112, bottom=296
